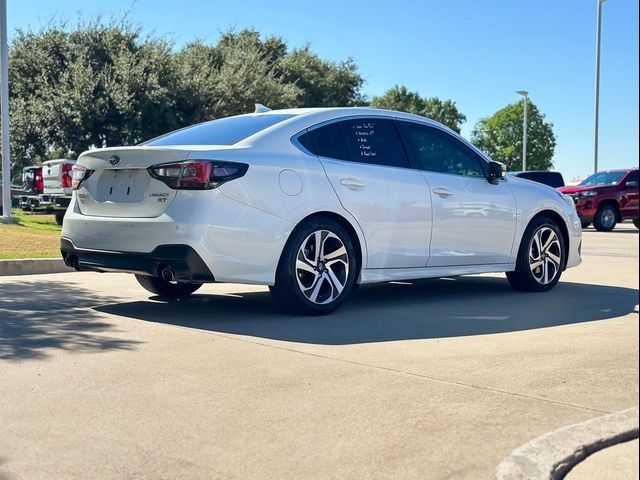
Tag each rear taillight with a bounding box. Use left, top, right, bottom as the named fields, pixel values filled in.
left=61, top=163, right=74, bottom=188
left=34, top=168, right=44, bottom=193
left=148, top=160, right=248, bottom=190
left=71, top=164, right=94, bottom=190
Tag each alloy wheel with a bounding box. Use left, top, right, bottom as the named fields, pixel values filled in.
left=295, top=230, right=349, bottom=304
left=528, top=227, right=562, bottom=285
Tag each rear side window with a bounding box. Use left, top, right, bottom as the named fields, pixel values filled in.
left=308, top=122, right=351, bottom=160
left=396, top=121, right=486, bottom=177
left=625, top=171, right=638, bottom=184
left=143, top=114, right=295, bottom=146
left=308, top=118, right=409, bottom=168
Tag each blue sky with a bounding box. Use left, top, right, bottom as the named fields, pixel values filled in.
left=7, top=0, right=639, bottom=180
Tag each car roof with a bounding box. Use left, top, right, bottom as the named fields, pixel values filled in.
left=253, top=106, right=451, bottom=129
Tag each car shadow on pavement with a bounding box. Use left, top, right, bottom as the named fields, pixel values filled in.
left=96, top=277, right=639, bottom=345
left=0, top=281, right=140, bottom=361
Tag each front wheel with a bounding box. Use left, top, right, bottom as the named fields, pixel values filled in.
left=633, top=218, right=639, bottom=229
left=270, top=218, right=357, bottom=315
left=580, top=219, right=591, bottom=229
left=135, top=274, right=202, bottom=297
left=506, top=216, right=565, bottom=292
left=593, top=205, right=617, bottom=232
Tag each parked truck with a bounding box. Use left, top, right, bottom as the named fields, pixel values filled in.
left=559, top=168, right=639, bottom=231
left=19, top=159, right=76, bottom=225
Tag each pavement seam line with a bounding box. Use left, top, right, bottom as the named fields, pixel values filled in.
left=128, top=316, right=610, bottom=415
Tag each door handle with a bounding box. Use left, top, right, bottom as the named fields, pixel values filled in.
left=433, top=187, right=454, bottom=197
left=340, top=177, right=365, bottom=189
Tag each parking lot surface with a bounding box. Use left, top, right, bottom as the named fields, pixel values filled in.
left=1, top=224, right=638, bottom=479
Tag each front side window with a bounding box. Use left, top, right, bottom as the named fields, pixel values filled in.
left=143, top=114, right=295, bottom=146
left=396, top=121, right=486, bottom=177
left=307, top=118, right=409, bottom=168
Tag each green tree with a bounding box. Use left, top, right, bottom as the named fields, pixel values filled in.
left=8, top=20, right=181, bottom=170
left=279, top=46, right=365, bottom=107
left=471, top=101, right=556, bottom=171
left=370, top=85, right=466, bottom=133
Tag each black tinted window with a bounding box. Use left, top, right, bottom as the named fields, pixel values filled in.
left=339, top=118, right=409, bottom=168
left=625, top=171, right=638, bottom=184
left=516, top=171, right=565, bottom=188
left=309, top=122, right=350, bottom=160
left=309, top=118, right=409, bottom=168
left=296, top=132, right=315, bottom=154
left=397, top=121, right=485, bottom=177
left=144, top=114, right=294, bottom=146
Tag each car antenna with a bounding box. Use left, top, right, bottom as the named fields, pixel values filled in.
left=254, top=103, right=272, bottom=113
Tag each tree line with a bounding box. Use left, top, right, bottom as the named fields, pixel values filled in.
left=3, top=20, right=555, bottom=177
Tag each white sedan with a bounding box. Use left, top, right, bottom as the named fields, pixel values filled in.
left=61, top=106, right=582, bottom=315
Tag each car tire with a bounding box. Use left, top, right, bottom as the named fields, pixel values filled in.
left=55, top=213, right=64, bottom=226
left=135, top=274, right=202, bottom=297
left=506, top=216, right=566, bottom=292
left=270, top=217, right=357, bottom=315
left=593, top=205, right=617, bottom=232
left=580, top=219, right=591, bottom=229
left=634, top=218, right=639, bottom=229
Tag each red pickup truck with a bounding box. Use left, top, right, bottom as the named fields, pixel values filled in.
left=559, top=169, right=639, bottom=231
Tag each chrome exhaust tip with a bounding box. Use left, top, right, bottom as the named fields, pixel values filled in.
left=160, top=267, right=175, bottom=282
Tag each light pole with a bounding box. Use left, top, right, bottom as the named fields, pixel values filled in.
left=516, top=90, right=529, bottom=171
left=0, top=0, right=12, bottom=221
left=593, top=0, right=607, bottom=174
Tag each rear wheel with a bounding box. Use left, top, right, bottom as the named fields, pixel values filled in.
left=270, top=217, right=357, bottom=315
left=506, top=216, right=565, bottom=292
left=580, top=219, right=591, bottom=229
left=633, top=218, right=639, bottom=229
left=135, top=274, right=202, bottom=297
left=593, top=204, right=617, bottom=232
left=55, top=213, right=64, bottom=226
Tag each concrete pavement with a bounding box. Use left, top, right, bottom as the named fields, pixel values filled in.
left=0, top=224, right=638, bottom=479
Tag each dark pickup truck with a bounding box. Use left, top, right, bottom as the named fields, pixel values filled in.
left=558, top=169, right=639, bottom=231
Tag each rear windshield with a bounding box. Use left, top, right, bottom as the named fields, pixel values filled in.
left=143, top=114, right=295, bottom=146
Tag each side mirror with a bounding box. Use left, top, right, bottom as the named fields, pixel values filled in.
left=487, top=161, right=506, bottom=184
left=625, top=180, right=639, bottom=188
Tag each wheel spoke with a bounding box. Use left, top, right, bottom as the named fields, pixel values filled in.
left=324, top=245, right=347, bottom=262
left=531, top=232, right=542, bottom=259
left=296, top=257, right=316, bottom=274
left=317, top=231, right=327, bottom=260
left=529, top=259, right=544, bottom=272
left=547, top=252, right=561, bottom=266
left=308, top=275, right=326, bottom=303
left=326, top=269, right=345, bottom=298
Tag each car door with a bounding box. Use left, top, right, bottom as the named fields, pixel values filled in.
left=620, top=171, right=639, bottom=217
left=303, top=117, right=432, bottom=268
left=395, top=120, right=516, bottom=267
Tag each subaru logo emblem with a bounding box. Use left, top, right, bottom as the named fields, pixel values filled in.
left=109, top=155, right=121, bottom=166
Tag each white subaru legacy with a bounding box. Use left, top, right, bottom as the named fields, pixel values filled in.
left=61, top=106, right=582, bottom=315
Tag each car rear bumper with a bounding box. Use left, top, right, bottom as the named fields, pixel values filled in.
left=60, top=237, right=215, bottom=282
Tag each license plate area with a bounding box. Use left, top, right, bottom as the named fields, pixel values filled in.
left=95, top=169, right=149, bottom=203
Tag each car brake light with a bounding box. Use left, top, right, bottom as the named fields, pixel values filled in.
left=61, top=163, right=74, bottom=188
left=148, top=160, right=248, bottom=190
left=35, top=168, right=44, bottom=193
left=71, top=164, right=94, bottom=190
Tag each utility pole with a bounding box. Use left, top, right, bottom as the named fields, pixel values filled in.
left=0, top=0, right=13, bottom=222
left=593, top=0, right=607, bottom=173
left=516, top=90, right=529, bottom=171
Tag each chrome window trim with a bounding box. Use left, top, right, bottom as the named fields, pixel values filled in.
left=290, top=114, right=497, bottom=180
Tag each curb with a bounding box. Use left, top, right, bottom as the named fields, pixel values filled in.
left=494, top=408, right=639, bottom=480
left=0, top=258, right=73, bottom=276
